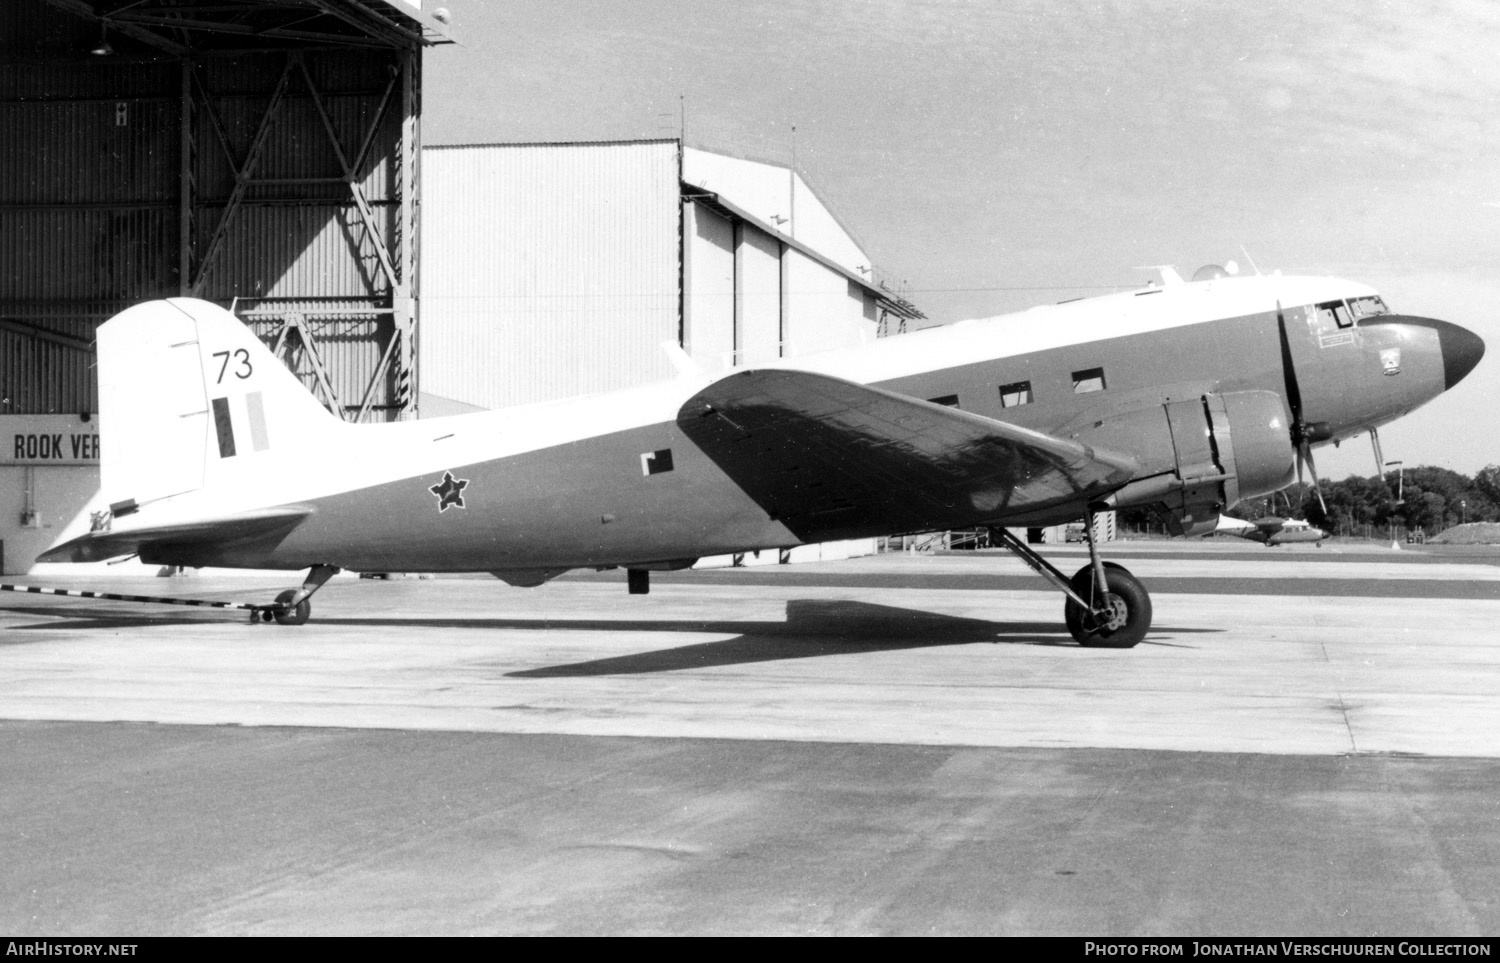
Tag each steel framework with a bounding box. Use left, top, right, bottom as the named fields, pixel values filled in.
left=3, top=1, right=446, bottom=422
left=182, top=47, right=420, bottom=420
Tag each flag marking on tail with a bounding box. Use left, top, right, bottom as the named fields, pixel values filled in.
left=211, top=397, right=236, bottom=458
left=246, top=391, right=270, bottom=451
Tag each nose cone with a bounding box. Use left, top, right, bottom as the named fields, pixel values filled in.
left=1365, top=315, right=1485, bottom=390
left=1437, top=321, right=1485, bottom=390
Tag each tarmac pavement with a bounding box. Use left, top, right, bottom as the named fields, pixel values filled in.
left=2, top=544, right=1497, bottom=935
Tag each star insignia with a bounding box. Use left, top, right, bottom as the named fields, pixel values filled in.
left=429, top=471, right=469, bottom=512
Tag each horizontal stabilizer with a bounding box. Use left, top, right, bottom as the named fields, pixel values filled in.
left=37, top=507, right=312, bottom=565
left=677, top=368, right=1138, bottom=541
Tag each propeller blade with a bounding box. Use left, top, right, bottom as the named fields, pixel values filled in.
left=1302, top=442, right=1328, bottom=514
left=1279, top=300, right=1329, bottom=516
left=1276, top=301, right=1305, bottom=430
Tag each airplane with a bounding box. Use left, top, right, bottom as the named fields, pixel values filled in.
left=1215, top=514, right=1328, bottom=547
left=37, top=264, right=1485, bottom=649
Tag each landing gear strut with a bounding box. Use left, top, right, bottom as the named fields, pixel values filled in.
left=991, top=511, right=1152, bottom=648
left=265, top=564, right=340, bottom=626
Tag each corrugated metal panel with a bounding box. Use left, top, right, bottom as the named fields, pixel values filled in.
left=197, top=91, right=394, bottom=199
left=0, top=62, right=176, bottom=103
left=0, top=208, right=176, bottom=300
left=192, top=50, right=402, bottom=303
left=0, top=34, right=412, bottom=420
left=0, top=98, right=177, bottom=205
left=1, top=16, right=179, bottom=416
left=420, top=141, right=680, bottom=409
left=1, top=1, right=176, bottom=100
left=196, top=204, right=391, bottom=300
left=242, top=306, right=393, bottom=416
left=0, top=306, right=100, bottom=415
left=0, top=86, right=178, bottom=304
left=0, top=335, right=94, bottom=414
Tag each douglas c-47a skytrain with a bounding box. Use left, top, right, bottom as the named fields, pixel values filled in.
left=38, top=265, right=1485, bottom=648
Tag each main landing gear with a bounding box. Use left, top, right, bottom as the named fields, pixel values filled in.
left=258, top=564, right=340, bottom=626
left=991, top=511, right=1152, bottom=648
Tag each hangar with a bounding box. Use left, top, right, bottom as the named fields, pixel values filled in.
left=1, top=0, right=449, bottom=574
left=419, top=140, right=923, bottom=413
left=0, top=2, right=922, bottom=574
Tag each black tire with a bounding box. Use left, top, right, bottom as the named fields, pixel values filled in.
left=273, top=589, right=311, bottom=626
left=1061, top=561, right=1131, bottom=638
left=1064, top=564, right=1151, bottom=648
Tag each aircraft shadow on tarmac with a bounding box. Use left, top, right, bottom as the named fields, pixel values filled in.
left=503, top=600, right=1214, bottom=677
left=0, top=604, right=244, bottom=633
left=1, top=599, right=1214, bottom=665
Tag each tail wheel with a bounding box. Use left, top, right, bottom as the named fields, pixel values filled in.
left=1064, top=565, right=1151, bottom=648
left=272, top=589, right=311, bottom=626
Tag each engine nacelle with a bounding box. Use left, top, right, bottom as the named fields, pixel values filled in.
left=1079, top=390, right=1295, bottom=535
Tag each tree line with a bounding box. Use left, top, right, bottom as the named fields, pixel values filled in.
left=1122, top=465, right=1500, bottom=538
left=1295, top=464, right=1499, bottom=535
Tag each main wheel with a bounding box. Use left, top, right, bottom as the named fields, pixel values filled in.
left=1064, top=565, right=1151, bottom=648
left=1063, top=560, right=1132, bottom=639
left=272, top=589, right=311, bottom=626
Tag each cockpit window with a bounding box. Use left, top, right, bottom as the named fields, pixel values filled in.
left=1317, top=300, right=1354, bottom=329
left=1348, top=295, right=1390, bottom=320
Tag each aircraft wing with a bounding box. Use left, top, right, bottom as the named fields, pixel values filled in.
left=37, top=507, right=312, bottom=564
left=676, top=369, right=1138, bottom=542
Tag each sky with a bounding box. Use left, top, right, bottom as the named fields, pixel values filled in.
left=421, top=0, right=1500, bottom=479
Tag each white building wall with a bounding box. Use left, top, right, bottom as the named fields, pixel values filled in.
left=684, top=202, right=735, bottom=371
left=682, top=147, right=867, bottom=276
left=421, top=140, right=887, bottom=410
left=419, top=141, right=680, bottom=411
left=783, top=249, right=878, bottom=357
left=736, top=225, right=782, bottom=366
left=788, top=172, right=869, bottom=278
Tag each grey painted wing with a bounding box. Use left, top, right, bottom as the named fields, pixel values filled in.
left=676, top=369, right=1138, bottom=542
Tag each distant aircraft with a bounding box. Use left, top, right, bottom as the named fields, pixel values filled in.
left=39, top=265, right=1484, bottom=648
left=1215, top=514, right=1328, bottom=547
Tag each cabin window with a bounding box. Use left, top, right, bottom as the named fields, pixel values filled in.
left=999, top=381, right=1033, bottom=408
left=1317, top=300, right=1354, bottom=329
left=928, top=394, right=959, bottom=408
left=640, top=448, right=674, bottom=475
left=1071, top=367, right=1106, bottom=394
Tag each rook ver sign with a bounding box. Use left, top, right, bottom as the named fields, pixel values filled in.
left=2, top=415, right=101, bottom=466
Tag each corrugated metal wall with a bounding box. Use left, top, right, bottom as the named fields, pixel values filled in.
left=0, top=21, right=179, bottom=415
left=1, top=3, right=416, bottom=421
left=0, top=2, right=435, bottom=575
left=420, top=141, right=681, bottom=409
left=190, top=54, right=402, bottom=301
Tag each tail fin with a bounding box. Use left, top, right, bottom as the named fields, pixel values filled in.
left=99, top=298, right=340, bottom=508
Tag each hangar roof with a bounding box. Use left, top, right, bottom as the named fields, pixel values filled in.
left=44, top=0, right=455, bottom=54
